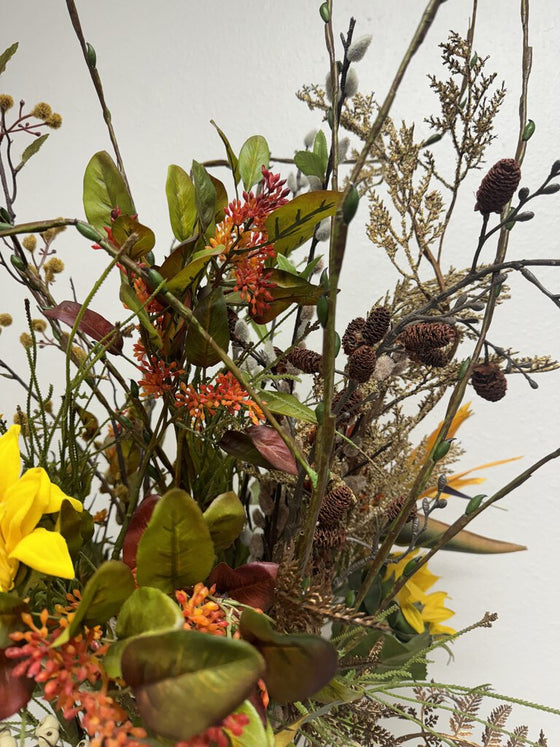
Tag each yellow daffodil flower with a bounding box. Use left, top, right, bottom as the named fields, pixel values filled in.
left=0, top=425, right=82, bottom=592
left=385, top=549, right=456, bottom=636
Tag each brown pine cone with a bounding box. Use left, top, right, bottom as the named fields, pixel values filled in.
left=385, top=494, right=418, bottom=523
left=362, top=306, right=391, bottom=346
left=342, top=317, right=366, bottom=355
left=286, top=347, right=323, bottom=374
left=400, top=322, right=456, bottom=352
left=318, top=484, right=355, bottom=527
left=348, top=345, right=376, bottom=383
left=471, top=363, right=507, bottom=401
left=475, top=158, right=521, bottom=214
left=416, top=346, right=454, bottom=368
left=332, top=388, right=363, bottom=419
left=313, top=524, right=346, bottom=553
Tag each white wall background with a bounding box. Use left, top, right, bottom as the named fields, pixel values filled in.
left=2, top=0, right=560, bottom=740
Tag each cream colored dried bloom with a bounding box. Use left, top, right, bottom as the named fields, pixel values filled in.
left=0, top=314, right=13, bottom=327
left=22, top=235, right=37, bottom=252
left=31, top=319, right=47, bottom=333
left=19, top=333, right=33, bottom=349
left=347, top=35, right=372, bottom=62
left=0, top=94, right=14, bottom=112
left=46, top=113, right=62, bottom=129
left=31, top=102, right=52, bottom=120
left=44, top=257, right=64, bottom=274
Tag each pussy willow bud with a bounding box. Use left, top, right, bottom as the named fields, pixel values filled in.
left=347, top=34, right=372, bottom=62
left=344, top=67, right=359, bottom=98
left=304, top=129, right=318, bottom=149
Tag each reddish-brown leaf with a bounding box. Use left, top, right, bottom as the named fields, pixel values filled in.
left=44, top=300, right=123, bottom=355
left=208, top=562, right=278, bottom=611
left=246, top=425, right=298, bottom=475
left=122, top=495, right=160, bottom=569
left=0, top=648, right=35, bottom=717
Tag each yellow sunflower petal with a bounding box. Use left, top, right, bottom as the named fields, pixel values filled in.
left=401, top=603, right=425, bottom=634
left=421, top=592, right=455, bottom=622
left=429, top=621, right=456, bottom=636
left=43, top=480, right=83, bottom=514
left=2, top=469, right=50, bottom=552
left=9, top=527, right=75, bottom=579
left=0, top=425, right=21, bottom=499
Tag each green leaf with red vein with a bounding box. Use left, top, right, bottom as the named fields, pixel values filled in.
left=265, top=190, right=342, bottom=255
left=83, top=151, right=135, bottom=230
left=239, top=609, right=338, bottom=703
left=121, top=629, right=265, bottom=742
left=43, top=300, right=123, bottom=355
left=208, top=562, right=278, bottom=610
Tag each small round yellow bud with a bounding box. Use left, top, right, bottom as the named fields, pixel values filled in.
left=0, top=313, right=13, bottom=327
left=44, top=257, right=64, bottom=274
left=31, top=318, right=47, bottom=333
left=41, top=228, right=55, bottom=242
left=13, top=410, right=28, bottom=435
left=0, top=94, right=14, bottom=112
left=31, top=102, right=52, bottom=120
left=45, top=113, right=62, bottom=129
left=19, top=332, right=33, bottom=348
left=22, top=235, right=37, bottom=252
left=71, top=345, right=87, bottom=364
left=44, top=399, right=53, bottom=414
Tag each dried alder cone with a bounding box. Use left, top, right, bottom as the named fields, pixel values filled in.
left=342, top=317, right=366, bottom=355
left=362, top=306, right=391, bottom=346
left=471, top=363, right=508, bottom=401
left=348, top=344, right=377, bottom=383
left=286, top=347, right=323, bottom=373
left=318, top=484, right=355, bottom=527
left=400, top=322, right=456, bottom=352
left=475, top=158, right=522, bottom=214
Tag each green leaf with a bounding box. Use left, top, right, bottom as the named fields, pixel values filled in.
left=184, top=286, right=229, bottom=367
left=111, top=215, right=155, bottom=259
left=261, top=390, right=317, bottom=423
left=265, top=190, right=342, bottom=255
left=294, top=150, right=325, bottom=179
left=395, top=516, right=527, bottom=554
left=275, top=253, right=298, bottom=275
left=238, top=135, right=270, bottom=191
left=15, top=134, right=49, bottom=173
left=348, top=630, right=429, bottom=680
left=301, top=255, right=323, bottom=280
left=83, top=151, right=135, bottom=230
left=225, top=700, right=274, bottom=747
left=119, top=282, right=162, bottom=350
left=54, top=561, right=135, bottom=646
left=313, top=676, right=365, bottom=705
left=166, top=164, right=197, bottom=241
left=116, top=587, right=184, bottom=639
left=0, top=43, right=18, bottom=76
left=0, top=593, right=28, bottom=649
left=192, top=160, right=216, bottom=234
left=209, top=173, right=229, bottom=222
left=313, top=130, right=329, bottom=172
left=239, top=609, right=337, bottom=704
left=121, top=629, right=265, bottom=741
left=166, top=245, right=223, bottom=295
left=251, top=269, right=324, bottom=324
left=211, top=119, right=240, bottom=184
left=203, top=491, right=245, bottom=550
left=136, top=488, right=215, bottom=592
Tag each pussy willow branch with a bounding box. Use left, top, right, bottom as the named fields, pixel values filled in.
left=295, top=0, right=445, bottom=575
left=355, top=0, right=534, bottom=608
left=65, top=0, right=133, bottom=203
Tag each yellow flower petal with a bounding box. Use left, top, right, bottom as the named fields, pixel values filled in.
left=9, top=527, right=75, bottom=580
left=44, top=483, right=83, bottom=514
left=2, top=468, right=52, bottom=552
left=0, top=542, right=18, bottom=592
left=422, top=591, right=454, bottom=622
left=0, top=425, right=21, bottom=498
left=401, top=603, right=425, bottom=634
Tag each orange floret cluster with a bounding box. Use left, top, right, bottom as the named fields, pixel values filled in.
left=175, top=371, right=265, bottom=429
left=175, top=583, right=229, bottom=635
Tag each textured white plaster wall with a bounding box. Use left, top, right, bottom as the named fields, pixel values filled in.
left=2, top=1, right=560, bottom=739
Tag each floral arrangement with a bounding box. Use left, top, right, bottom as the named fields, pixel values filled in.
left=0, top=1, right=558, bottom=745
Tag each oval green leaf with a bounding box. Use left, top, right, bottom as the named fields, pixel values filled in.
left=203, top=491, right=245, bottom=550
left=83, top=151, right=135, bottom=230
left=121, top=629, right=265, bottom=741
left=265, top=190, right=342, bottom=255
left=192, top=160, right=217, bottom=234
left=166, top=164, right=197, bottom=241
left=111, top=215, right=155, bottom=259
left=116, top=587, right=184, bottom=639
left=239, top=135, right=270, bottom=191
left=211, top=120, right=240, bottom=185
left=184, top=286, right=229, bottom=367
left=225, top=700, right=274, bottom=747
left=136, top=488, right=215, bottom=592
left=166, top=245, right=223, bottom=295
left=260, top=390, right=317, bottom=423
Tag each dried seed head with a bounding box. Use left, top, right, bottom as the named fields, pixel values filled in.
left=0, top=313, right=13, bottom=327
left=471, top=363, right=507, bottom=402
left=416, top=346, right=454, bottom=367
left=362, top=306, right=390, bottom=346
left=286, top=346, right=323, bottom=374
left=31, top=102, right=52, bottom=120
left=0, top=94, right=14, bottom=112
left=31, top=318, right=47, bottom=333
left=475, top=158, right=521, bottom=214
left=332, top=388, right=363, bottom=419
left=318, top=484, right=355, bottom=527
left=313, top=524, right=346, bottom=553
left=22, top=234, right=37, bottom=252
left=46, top=112, right=62, bottom=129
left=342, top=316, right=366, bottom=355
left=348, top=344, right=376, bottom=383
left=400, top=322, right=456, bottom=352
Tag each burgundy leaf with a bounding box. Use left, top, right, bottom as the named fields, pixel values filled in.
left=0, top=648, right=35, bottom=718
left=122, top=494, right=160, bottom=569
left=208, top=562, right=278, bottom=611
left=219, top=431, right=277, bottom=470
left=246, top=425, right=298, bottom=475
left=43, top=300, right=123, bottom=355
